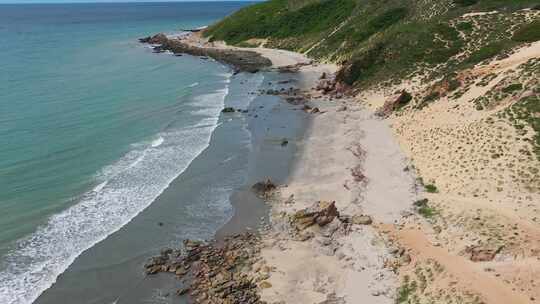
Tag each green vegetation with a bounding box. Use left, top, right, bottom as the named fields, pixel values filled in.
left=503, top=95, right=540, bottom=160
left=397, top=276, right=417, bottom=303
left=424, top=184, right=438, bottom=193
left=502, top=83, right=523, bottom=93
left=414, top=199, right=437, bottom=218
left=205, top=0, right=539, bottom=87
left=462, top=41, right=513, bottom=67
left=205, top=0, right=355, bottom=45
left=512, top=20, right=540, bottom=42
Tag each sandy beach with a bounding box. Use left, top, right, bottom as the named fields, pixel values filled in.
left=137, top=25, right=540, bottom=304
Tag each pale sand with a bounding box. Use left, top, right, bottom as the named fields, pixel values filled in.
left=259, top=94, right=417, bottom=303
left=179, top=31, right=339, bottom=71
left=182, top=29, right=540, bottom=303
left=360, top=40, right=540, bottom=303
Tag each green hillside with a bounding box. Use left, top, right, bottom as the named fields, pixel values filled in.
left=204, top=0, right=540, bottom=87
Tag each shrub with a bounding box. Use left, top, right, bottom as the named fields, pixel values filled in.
left=448, top=79, right=461, bottom=91
left=454, top=0, right=479, bottom=6
left=456, top=21, right=473, bottom=31
left=502, top=83, right=523, bottom=93
left=414, top=199, right=437, bottom=218
left=425, top=184, right=438, bottom=193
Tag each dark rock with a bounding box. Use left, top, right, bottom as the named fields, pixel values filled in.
left=221, top=107, right=235, bottom=113
left=280, top=138, right=289, bottom=147
left=292, top=201, right=339, bottom=231
left=376, top=90, right=413, bottom=117
left=252, top=179, right=276, bottom=196
left=139, top=33, right=272, bottom=73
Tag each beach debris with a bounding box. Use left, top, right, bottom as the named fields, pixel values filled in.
left=350, top=165, right=366, bottom=182
left=291, top=201, right=339, bottom=231
left=252, top=179, right=277, bottom=197
left=311, top=107, right=321, bottom=114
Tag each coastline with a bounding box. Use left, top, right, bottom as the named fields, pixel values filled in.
left=138, top=32, right=418, bottom=304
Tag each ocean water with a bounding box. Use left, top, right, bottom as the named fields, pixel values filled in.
left=0, top=2, right=257, bottom=303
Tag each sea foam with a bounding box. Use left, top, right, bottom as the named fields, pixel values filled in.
left=0, top=76, right=231, bottom=304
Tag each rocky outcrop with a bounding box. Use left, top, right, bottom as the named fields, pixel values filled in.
left=252, top=179, right=277, bottom=197
left=291, top=201, right=339, bottom=231
left=139, top=33, right=272, bottom=73
left=376, top=90, right=413, bottom=117
left=315, top=76, right=349, bottom=99
left=466, top=245, right=503, bottom=262
left=144, top=233, right=265, bottom=304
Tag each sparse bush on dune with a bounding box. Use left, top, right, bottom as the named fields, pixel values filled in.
left=512, top=20, right=540, bottom=42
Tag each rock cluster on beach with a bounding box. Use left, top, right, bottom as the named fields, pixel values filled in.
left=145, top=233, right=267, bottom=304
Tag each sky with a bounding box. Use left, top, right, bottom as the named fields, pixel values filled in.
left=0, top=0, right=252, bottom=3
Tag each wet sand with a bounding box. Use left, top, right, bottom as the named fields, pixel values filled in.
left=34, top=69, right=308, bottom=304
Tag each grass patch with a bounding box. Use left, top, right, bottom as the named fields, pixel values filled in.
left=512, top=20, right=540, bottom=42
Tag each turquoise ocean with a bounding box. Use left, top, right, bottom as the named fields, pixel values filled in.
left=0, top=2, right=259, bottom=303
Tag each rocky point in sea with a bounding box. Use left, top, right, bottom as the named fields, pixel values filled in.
left=139, top=33, right=272, bottom=73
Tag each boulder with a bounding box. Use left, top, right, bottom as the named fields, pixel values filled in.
left=292, top=201, right=339, bottom=230
left=376, top=90, right=413, bottom=117
left=221, top=107, right=235, bottom=113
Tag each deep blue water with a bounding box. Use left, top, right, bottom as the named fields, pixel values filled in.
left=0, top=2, right=253, bottom=303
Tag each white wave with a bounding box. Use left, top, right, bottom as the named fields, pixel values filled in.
left=151, top=136, right=164, bottom=148
left=0, top=76, right=231, bottom=304
left=92, top=181, right=108, bottom=193
left=188, top=82, right=199, bottom=88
